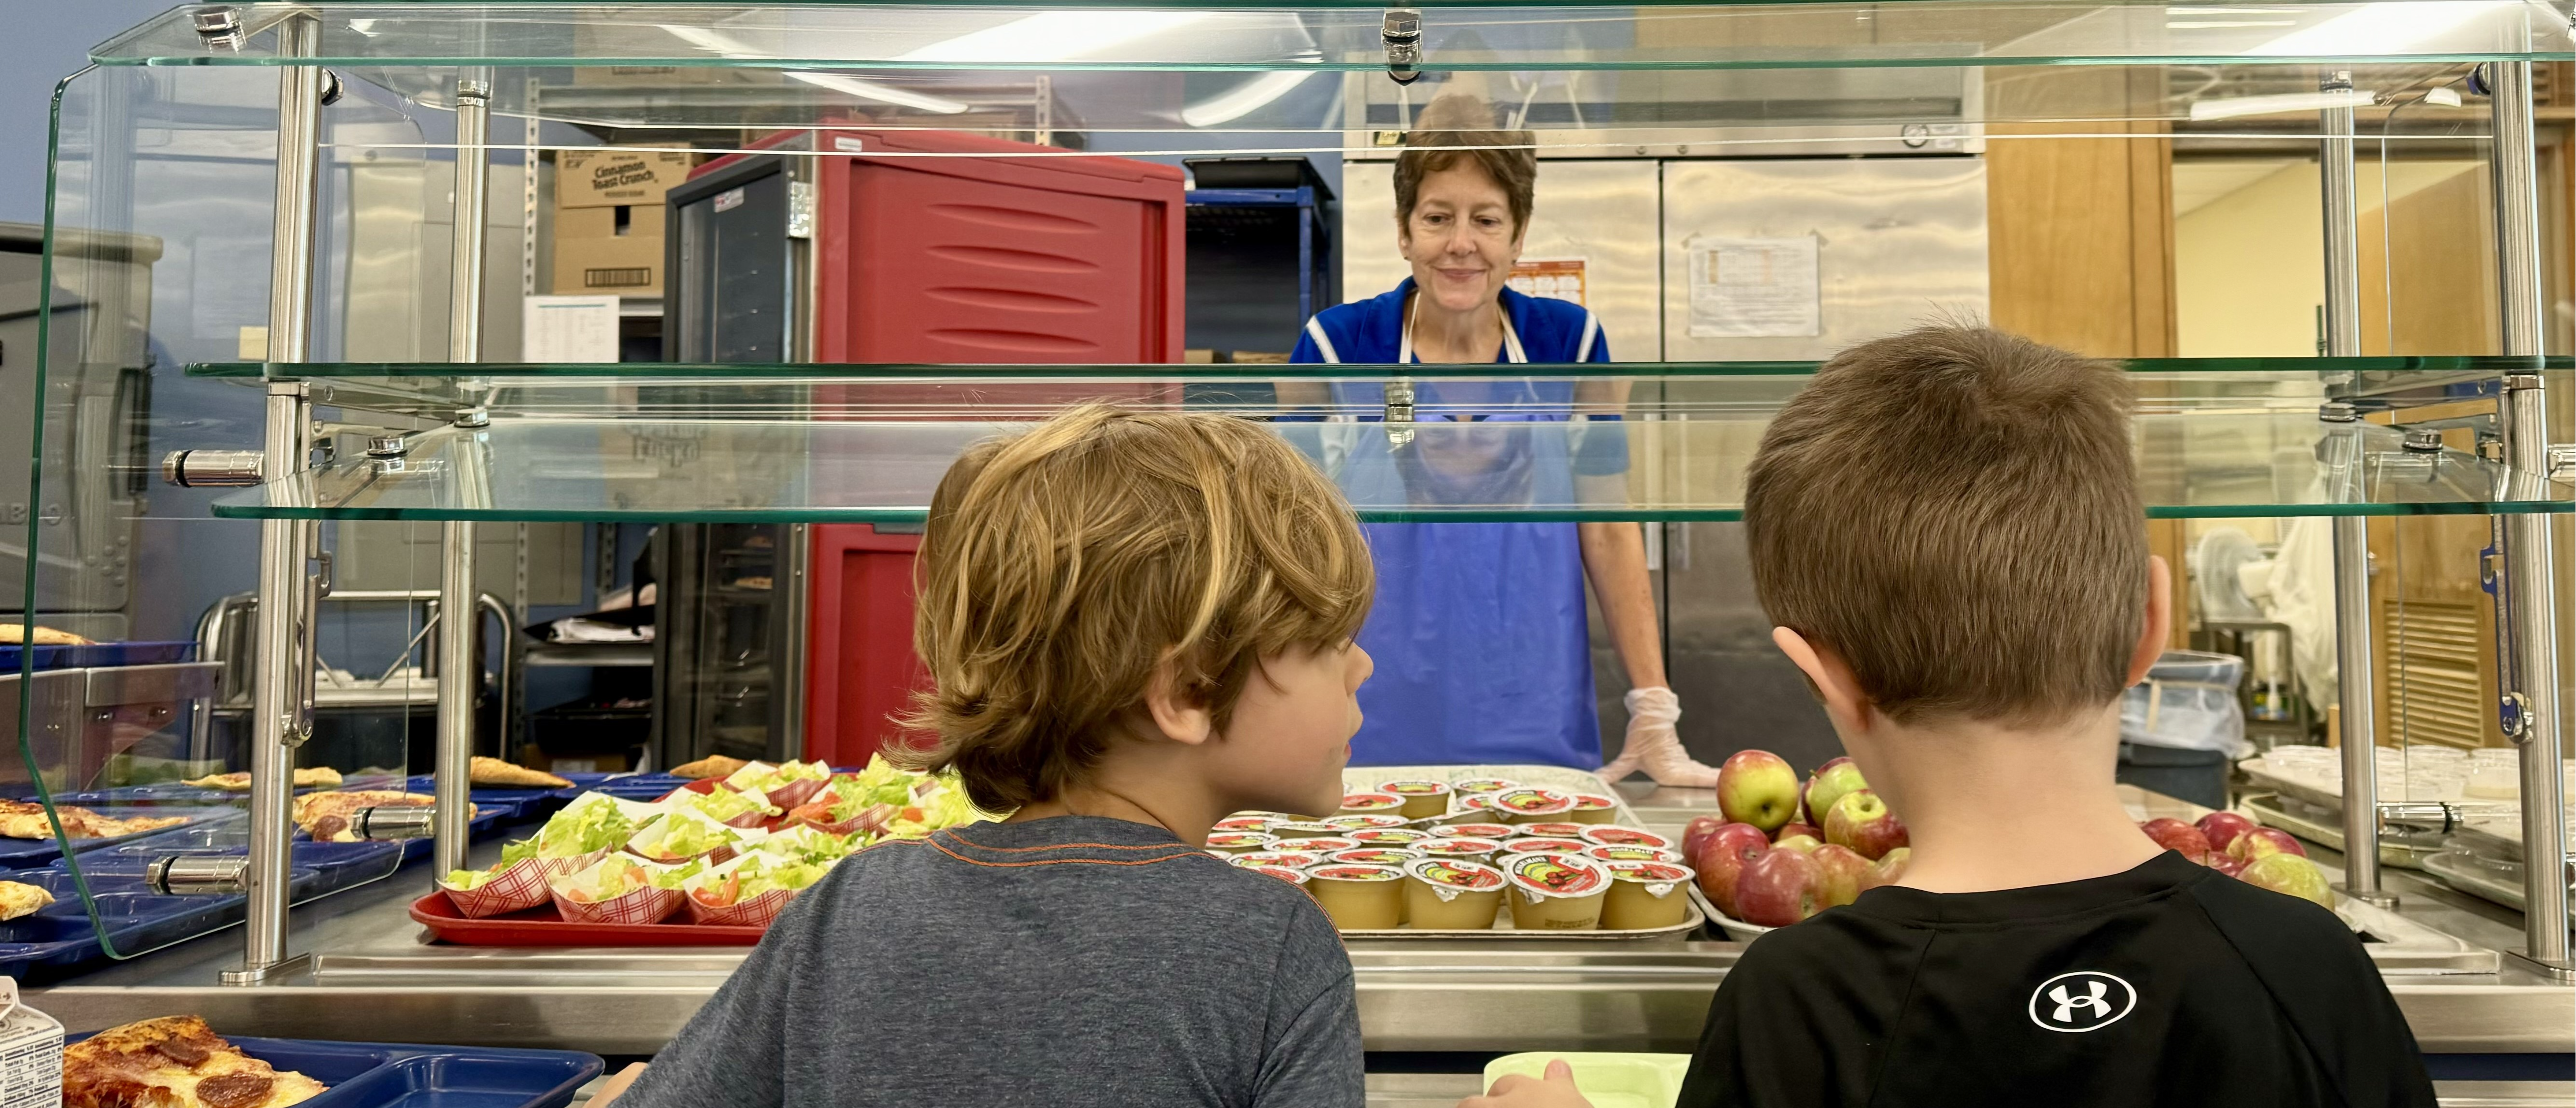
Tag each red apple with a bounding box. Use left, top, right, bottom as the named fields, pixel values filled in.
left=2195, top=811, right=2258, bottom=853
left=1717, top=750, right=1802, bottom=833
left=2138, top=818, right=2211, bottom=864
left=1682, top=815, right=1727, bottom=863
left=1772, top=833, right=1823, bottom=854
left=2228, top=827, right=2306, bottom=861
left=1693, top=823, right=1772, bottom=918
left=1824, top=789, right=1909, bottom=861
left=1772, top=821, right=1822, bottom=845
left=1859, top=846, right=1911, bottom=892
left=1803, top=757, right=1868, bottom=833
left=2206, top=853, right=2247, bottom=878
left=2239, top=853, right=2334, bottom=909
left=1811, top=843, right=1869, bottom=909
left=1736, top=848, right=1824, bottom=927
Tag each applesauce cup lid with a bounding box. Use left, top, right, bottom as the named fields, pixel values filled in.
left=1516, top=822, right=1591, bottom=839
left=1579, top=826, right=1673, bottom=849
left=1232, top=850, right=1323, bottom=869
left=1430, top=823, right=1516, bottom=839
left=1339, top=792, right=1405, bottom=812
left=1401, top=856, right=1508, bottom=901
left=1327, top=847, right=1424, bottom=867
left=1307, top=864, right=1404, bottom=883
left=1205, top=831, right=1277, bottom=851
left=1585, top=845, right=1683, bottom=864
left=1605, top=860, right=1696, bottom=897
left=1498, top=838, right=1594, bottom=855
left=1326, top=814, right=1409, bottom=830
left=1505, top=853, right=1609, bottom=903
left=1244, top=865, right=1310, bottom=885
left=1451, top=778, right=1521, bottom=795
left=1569, top=794, right=1618, bottom=811
left=1213, top=816, right=1278, bottom=832
left=1490, top=788, right=1574, bottom=818
left=1416, top=837, right=1504, bottom=857
left=1268, top=822, right=1341, bottom=839
left=1297, top=837, right=1364, bottom=853
left=1348, top=827, right=1431, bottom=845
left=1376, top=780, right=1452, bottom=797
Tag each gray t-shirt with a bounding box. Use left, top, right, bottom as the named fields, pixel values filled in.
left=618, top=815, right=1364, bottom=1108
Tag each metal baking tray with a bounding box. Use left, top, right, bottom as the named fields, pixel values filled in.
left=1331, top=765, right=1705, bottom=941
left=2242, top=795, right=2442, bottom=870
left=2420, top=849, right=2576, bottom=926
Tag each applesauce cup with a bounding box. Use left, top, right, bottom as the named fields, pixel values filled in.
left=1497, top=837, right=1594, bottom=857
left=1600, top=860, right=1697, bottom=930
left=1490, top=788, right=1575, bottom=824
left=1401, top=856, right=1508, bottom=930
left=1326, top=847, right=1425, bottom=869
left=1429, top=822, right=1517, bottom=840
left=1213, top=815, right=1278, bottom=833
left=1232, top=850, right=1324, bottom=870
left=1504, top=853, right=1611, bottom=931
left=1243, top=865, right=1311, bottom=888
left=1566, top=794, right=1620, bottom=825
left=1579, top=826, right=1673, bottom=851
left=1205, top=831, right=1278, bottom=855
left=1515, top=822, right=1592, bottom=839
left=1267, top=822, right=1341, bottom=842
left=1296, top=837, right=1363, bottom=854
left=1585, top=845, right=1683, bottom=866
left=1450, top=778, right=1521, bottom=800
left=1347, top=827, right=1432, bottom=847
left=1326, top=814, right=1409, bottom=831
left=1374, top=780, right=1454, bottom=821
left=1414, top=837, right=1504, bottom=863
left=1306, top=864, right=1405, bottom=929
left=1338, top=792, right=1405, bottom=817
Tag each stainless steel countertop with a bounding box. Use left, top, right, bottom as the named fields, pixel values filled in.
left=23, top=783, right=2574, bottom=1055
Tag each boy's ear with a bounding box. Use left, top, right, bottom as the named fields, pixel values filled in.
left=1142, top=656, right=1216, bottom=747
left=2124, top=554, right=2175, bottom=688
left=1771, top=627, right=1872, bottom=733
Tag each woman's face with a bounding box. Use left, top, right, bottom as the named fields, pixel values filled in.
left=1399, top=162, right=1523, bottom=315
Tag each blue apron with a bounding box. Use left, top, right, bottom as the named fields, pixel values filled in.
left=1288, top=280, right=1614, bottom=769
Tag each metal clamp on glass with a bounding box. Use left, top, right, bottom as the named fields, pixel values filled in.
left=160, top=450, right=264, bottom=488
left=2375, top=801, right=2463, bottom=837
left=145, top=854, right=250, bottom=897
left=352, top=805, right=440, bottom=841
left=1384, top=377, right=1417, bottom=448
left=1381, top=9, right=1423, bottom=85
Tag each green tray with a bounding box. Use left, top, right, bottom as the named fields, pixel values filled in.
left=1482, top=1052, right=1694, bottom=1108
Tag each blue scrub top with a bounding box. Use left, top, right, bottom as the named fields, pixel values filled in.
left=1289, top=280, right=1617, bottom=769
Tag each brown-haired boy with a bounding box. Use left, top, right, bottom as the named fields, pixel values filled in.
left=1468, top=326, right=2433, bottom=1108
left=604, top=406, right=1375, bottom=1108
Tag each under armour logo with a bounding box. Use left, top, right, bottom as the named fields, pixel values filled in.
left=2027, top=971, right=2136, bottom=1033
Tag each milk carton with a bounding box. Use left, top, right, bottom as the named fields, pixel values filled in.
left=0, top=979, right=61, bottom=1107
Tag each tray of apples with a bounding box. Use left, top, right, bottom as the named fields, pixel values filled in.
left=1684, top=752, right=1911, bottom=937
left=1685, top=752, right=2347, bottom=938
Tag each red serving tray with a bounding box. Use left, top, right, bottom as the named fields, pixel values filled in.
left=408, top=892, right=768, bottom=946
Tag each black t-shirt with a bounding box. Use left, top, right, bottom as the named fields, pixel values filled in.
left=1678, top=851, right=2435, bottom=1108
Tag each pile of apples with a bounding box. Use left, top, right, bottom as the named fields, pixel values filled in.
left=1685, top=751, right=1909, bottom=928
left=2141, top=811, right=2334, bottom=909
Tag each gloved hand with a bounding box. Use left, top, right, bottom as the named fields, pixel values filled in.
left=1595, top=686, right=1721, bottom=788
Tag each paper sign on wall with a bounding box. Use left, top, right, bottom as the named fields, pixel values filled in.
left=522, top=295, right=622, bottom=363
left=1686, top=235, right=1821, bottom=338
left=1507, top=257, right=1589, bottom=307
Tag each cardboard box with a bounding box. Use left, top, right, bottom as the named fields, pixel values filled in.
left=556, top=148, right=694, bottom=209
left=551, top=203, right=666, bottom=297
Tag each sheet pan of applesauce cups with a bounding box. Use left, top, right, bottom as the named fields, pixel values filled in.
left=1209, top=765, right=1706, bottom=939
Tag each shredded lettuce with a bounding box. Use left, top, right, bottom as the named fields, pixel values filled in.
left=634, top=810, right=741, bottom=860
left=530, top=794, right=642, bottom=858
left=677, top=785, right=781, bottom=824
left=728, top=759, right=831, bottom=794
left=758, top=824, right=854, bottom=863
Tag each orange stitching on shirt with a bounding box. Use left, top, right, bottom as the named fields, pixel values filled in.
left=923, top=836, right=1217, bottom=869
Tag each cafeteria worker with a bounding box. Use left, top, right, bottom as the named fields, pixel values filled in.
left=1284, top=94, right=1717, bottom=787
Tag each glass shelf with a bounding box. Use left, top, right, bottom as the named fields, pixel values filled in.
left=202, top=368, right=2576, bottom=523
left=98, top=2, right=2570, bottom=73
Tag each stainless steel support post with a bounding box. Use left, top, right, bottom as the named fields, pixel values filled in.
left=229, top=13, right=324, bottom=985
left=2486, top=60, right=2570, bottom=977
left=2319, top=69, right=2397, bottom=908
left=434, top=79, right=493, bottom=879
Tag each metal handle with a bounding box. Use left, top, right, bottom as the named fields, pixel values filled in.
left=147, top=854, right=250, bottom=896
left=161, top=449, right=264, bottom=488
left=353, top=805, right=440, bottom=841
left=2375, top=801, right=2462, bottom=836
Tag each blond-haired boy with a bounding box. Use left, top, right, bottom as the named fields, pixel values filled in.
left=608, top=406, right=1375, bottom=1108
left=1469, top=326, right=2433, bottom=1108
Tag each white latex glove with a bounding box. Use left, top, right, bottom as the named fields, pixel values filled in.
left=1596, top=686, right=1721, bottom=788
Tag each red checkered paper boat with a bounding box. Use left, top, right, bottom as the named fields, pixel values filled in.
left=549, top=855, right=690, bottom=925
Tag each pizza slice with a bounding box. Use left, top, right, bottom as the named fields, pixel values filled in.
left=0, top=623, right=92, bottom=646
left=469, top=756, right=572, bottom=789
left=64, top=1016, right=327, bottom=1108
left=182, top=767, right=345, bottom=791
left=0, top=800, right=190, bottom=840
left=0, top=880, right=55, bottom=921
left=670, top=754, right=749, bottom=781
left=290, top=791, right=473, bottom=842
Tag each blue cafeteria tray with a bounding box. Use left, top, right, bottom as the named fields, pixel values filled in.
left=583, top=772, right=689, bottom=801
left=59, top=1033, right=604, bottom=1108
left=35, top=784, right=231, bottom=806
left=0, top=868, right=316, bottom=980
left=0, top=807, right=245, bottom=871
left=0, top=639, right=195, bottom=672
left=62, top=832, right=402, bottom=899
left=402, top=777, right=568, bottom=824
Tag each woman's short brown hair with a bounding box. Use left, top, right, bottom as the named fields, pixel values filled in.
left=893, top=406, right=1375, bottom=813
left=1744, top=325, right=2147, bottom=728
left=1394, top=94, right=1536, bottom=240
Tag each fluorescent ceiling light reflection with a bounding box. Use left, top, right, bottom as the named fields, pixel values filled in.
left=787, top=71, right=971, bottom=115
left=2167, top=21, right=2296, bottom=29
left=2187, top=88, right=2377, bottom=120
left=898, top=12, right=1212, bottom=63
left=1181, top=69, right=1317, bottom=127
left=2246, top=1, right=2518, bottom=56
